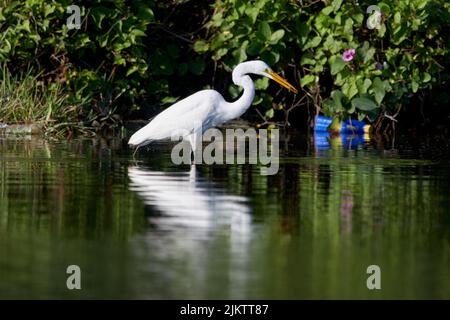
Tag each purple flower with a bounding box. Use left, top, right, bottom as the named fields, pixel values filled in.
left=375, top=61, right=384, bottom=70
left=342, top=49, right=356, bottom=62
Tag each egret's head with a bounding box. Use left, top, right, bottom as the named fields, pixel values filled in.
left=240, top=60, right=298, bottom=94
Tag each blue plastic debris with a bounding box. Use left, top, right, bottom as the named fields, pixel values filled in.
left=315, top=115, right=370, bottom=134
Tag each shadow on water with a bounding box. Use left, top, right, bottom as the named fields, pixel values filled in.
left=1, top=129, right=450, bottom=299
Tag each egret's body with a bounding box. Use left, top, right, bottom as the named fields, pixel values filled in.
left=128, top=60, right=297, bottom=149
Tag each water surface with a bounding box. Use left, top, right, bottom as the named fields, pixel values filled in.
left=0, top=131, right=449, bottom=299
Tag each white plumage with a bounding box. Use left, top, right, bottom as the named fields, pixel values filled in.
left=128, top=60, right=298, bottom=150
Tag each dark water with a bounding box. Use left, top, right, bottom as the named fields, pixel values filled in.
left=1, top=131, right=450, bottom=299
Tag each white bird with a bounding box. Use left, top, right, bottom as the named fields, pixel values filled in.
left=128, top=60, right=298, bottom=150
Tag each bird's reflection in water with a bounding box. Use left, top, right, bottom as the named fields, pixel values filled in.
left=128, top=165, right=253, bottom=297
left=128, top=165, right=252, bottom=240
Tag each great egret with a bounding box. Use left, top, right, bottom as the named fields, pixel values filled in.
left=128, top=60, right=298, bottom=150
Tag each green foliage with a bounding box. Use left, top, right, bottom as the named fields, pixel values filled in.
left=0, top=0, right=154, bottom=124
left=0, top=0, right=449, bottom=130
left=196, top=0, right=450, bottom=123
left=0, top=0, right=209, bottom=130
left=0, top=64, right=69, bottom=126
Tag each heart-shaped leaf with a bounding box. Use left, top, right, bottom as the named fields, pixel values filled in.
left=351, top=97, right=379, bottom=111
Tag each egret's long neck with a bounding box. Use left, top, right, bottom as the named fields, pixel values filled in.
left=223, top=74, right=255, bottom=121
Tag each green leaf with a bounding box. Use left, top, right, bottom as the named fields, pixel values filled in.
left=130, top=29, right=146, bottom=38
left=126, top=65, right=139, bottom=77
left=393, top=26, right=408, bottom=45
left=92, top=7, right=108, bottom=29
left=300, top=53, right=315, bottom=66
left=247, top=41, right=263, bottom=55
left=352, top=97, right=378, bottom=111
left=113, top=55, right=126, bottom=66
left=211, top=12, right=224, bottom=27
left=344, top=18, right=353, bottom=35
left=255, top=77, right=269, bottom=90
left=357, top=78, right=372, bottom=94
left=363, top=47, right=376, bottom=63
left=161, top=96, right=179, bottom=105
left=378, top=2, right=391, bottom=14
left=193, top=40, right=209, bottom=53
left=269, top=29, right=285, bottom=44
left=372, top=77, right=385, bottom=105
left=330, top=90, right=344, bottom=111
left=44, top=5, right=55, bottom=17
left=20, top=20, right=31, bottom=33
left=136, top=6, right=154, bottom=21
left=322, top=6, right=333, bottom=15
left=296, top=22, right=309, bottom=37
left=214, top=48, right=229, bottom=60
left=301, top=74, right=315, bottom=86
left=329, top=55, right=346, bottom=75
left=304, top=36, right=321, bottom=49
left=342, top=80, right=358, bottom=99
left=245, top=7, right=259, bottom=24
left=411, top=81, right=419, bottom=93
left=377, top=24, right=387, bottom=37
left=259, top=21, right=271, bottom=40
left=332, top=0, right=343, bottom=12
left=265, top=108, right=274, bottom=119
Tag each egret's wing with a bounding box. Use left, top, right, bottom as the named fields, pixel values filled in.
left=132, top=90, right=223, bottom=143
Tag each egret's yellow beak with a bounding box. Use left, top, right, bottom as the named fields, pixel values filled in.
left=267, top=69, right=298, bottom=94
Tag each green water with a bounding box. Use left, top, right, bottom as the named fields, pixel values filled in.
left=1, top=132, right=449, bottom=299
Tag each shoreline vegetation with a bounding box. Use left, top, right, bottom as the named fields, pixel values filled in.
left=0, top=1, right=449, bottom=137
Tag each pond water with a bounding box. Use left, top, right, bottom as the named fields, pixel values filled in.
left=1, top=130, right=449, bottom=299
